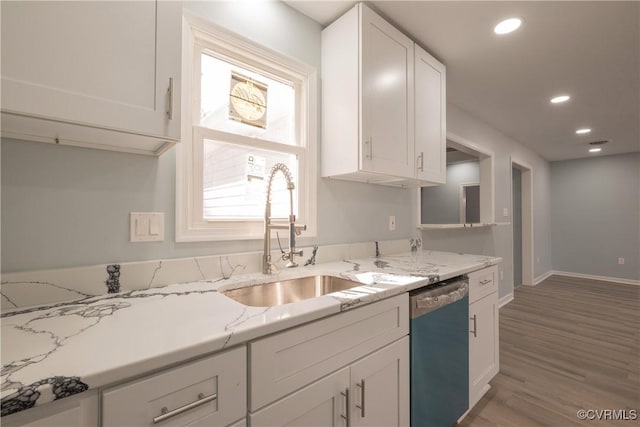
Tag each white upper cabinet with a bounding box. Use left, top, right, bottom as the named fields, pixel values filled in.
left=0, top=0, right=181, bottom=156
left=360, top=6, right=415, bottom=179
left=321, top=3, right=445, bottom=187
left=414, top=45, right=446, bottom=184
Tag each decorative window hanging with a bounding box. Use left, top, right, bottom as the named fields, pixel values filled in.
left=229, top=72, right=268, bottom=129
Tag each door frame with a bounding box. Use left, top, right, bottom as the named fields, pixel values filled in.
left=510, top=158, right=534, bottom=286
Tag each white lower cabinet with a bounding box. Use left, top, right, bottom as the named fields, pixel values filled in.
left=4, top=295, right=410, bottom=426
left=249, top=293, right=409, bottom=427
left=1, top=390, right=98, bottom=427
left=468, top=266, right=500, bottom=408
left=251, top=337, right=409, bottom=427
left=102, top=346, right=246, bottom=427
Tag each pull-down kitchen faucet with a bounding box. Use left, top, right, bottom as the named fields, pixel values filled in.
left=263, top=163, right=306, bottom=274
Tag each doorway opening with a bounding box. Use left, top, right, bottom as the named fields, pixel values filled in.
left=511, top=159, right=533, bottom=286
left=460, top=183, right=480, bottom=224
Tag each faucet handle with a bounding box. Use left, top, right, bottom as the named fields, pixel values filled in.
left=282, top=249, right=303, bottom=262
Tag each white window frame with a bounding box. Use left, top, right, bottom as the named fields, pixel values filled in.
left=176, top=12, right=317, bottom=242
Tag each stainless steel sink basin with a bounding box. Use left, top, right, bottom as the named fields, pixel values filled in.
left=221, top=275, right=362, bottom=307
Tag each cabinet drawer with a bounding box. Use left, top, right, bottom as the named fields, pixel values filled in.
left=249, top=293, right=408, bottom=411
left=468, top=266, right=498, bottom=303
left=102, top=346, right=246, bottom=427
left=2, top=390, right=98, bottom=427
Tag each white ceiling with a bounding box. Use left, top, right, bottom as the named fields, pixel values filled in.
left=285, top=1, right=640, bottom=161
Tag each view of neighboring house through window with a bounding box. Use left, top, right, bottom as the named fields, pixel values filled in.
left=176, top=16, right=316, bottom=242
left=199, top=52, right=299, bottom=220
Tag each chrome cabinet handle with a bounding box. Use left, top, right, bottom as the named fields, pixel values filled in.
left=340, top=388, right=350, bottom=426
left=153, top=392, right=216, bottom=424
left=479, top=278, right=492, bottom=285
left=355, top=380, right=365, bottom=418
left=166, top=77, right=174, bottom=120
left=470, top=315, right=477, bottom=338
left=364, top=137, right=373, bottom=160
left=417, top=152, right=424, bottom=172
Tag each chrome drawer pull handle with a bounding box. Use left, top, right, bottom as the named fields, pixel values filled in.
left=166, top=77, right=174, bottom=120
left=417, top=152, right=424, bottom=172
left=479, top=279, right=492, bottom=285
left=340, top=388, right=350, bottom=426
left=355, top=380, right=365, bottom=417
left=153, top=392, right=217, bottom=424
left=470, top=315, right=477, bottom=338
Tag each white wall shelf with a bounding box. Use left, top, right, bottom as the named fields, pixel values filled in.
left=418, top=223, right=496, bottom=230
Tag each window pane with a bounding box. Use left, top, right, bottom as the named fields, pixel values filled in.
left=200, top=52, right=296, bottom=146
left=203, top=139, right=299, bottom=220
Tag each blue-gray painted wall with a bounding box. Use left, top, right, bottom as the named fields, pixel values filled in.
left=416, top=105, right=553, bottom=299
left=421, top=161, right=479, bottom=224
left=1, top=1, right=415, bottom=273
left=551, top=153, right=640, bottom=281
left=1, top=0, right=561, bottom=298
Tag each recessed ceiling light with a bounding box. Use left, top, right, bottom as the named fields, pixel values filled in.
left=576, top=128, right=591, bottom=134
left=589, top=147, right=602, bottom=153
left=550, top=95, right=570, bottom=104
left=494, top=18, right=522, bottom=35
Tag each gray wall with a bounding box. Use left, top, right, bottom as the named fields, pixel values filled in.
left=551, top=153, right=640, bottom=281
left=421, top=161, right=479, bottom=224
left=414, top=105, right=553, bottom=299
left=1, top=1, right=414, bottom=273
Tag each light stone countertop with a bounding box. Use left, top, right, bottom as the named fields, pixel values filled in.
left=1, top=250, right=500, bottom=417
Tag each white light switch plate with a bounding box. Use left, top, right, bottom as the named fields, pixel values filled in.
left=130, top=212, right=164, bottom=242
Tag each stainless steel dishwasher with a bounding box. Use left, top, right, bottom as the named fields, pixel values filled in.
left=410, top=276, right=469, bottom=427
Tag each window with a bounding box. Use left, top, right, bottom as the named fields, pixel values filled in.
left=177, top=14, right=317, bottom=242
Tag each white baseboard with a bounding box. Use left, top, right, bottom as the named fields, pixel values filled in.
left=533, top=270, right=554, bottom=285
left=537, top=270, right=639, bottom=286
left=498, top=293, right=514, bottom=308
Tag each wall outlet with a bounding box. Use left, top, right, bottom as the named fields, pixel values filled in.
left=500, top=270, right=504, bottom=281
left=618, top=257, right=625, bottom=265
left=503, top=207, right=509, bottom=217
left=389, top=215, right=396, bottom=231
left=536, top=256, right=540, bottom=264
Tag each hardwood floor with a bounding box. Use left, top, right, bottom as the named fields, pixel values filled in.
left=459, top=275, right=640, bottom=427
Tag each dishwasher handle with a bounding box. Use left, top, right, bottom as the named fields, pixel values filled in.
left=410, top=281, right=468, bottom=318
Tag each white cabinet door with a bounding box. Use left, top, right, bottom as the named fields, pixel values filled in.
left=1, top=390, right=98, bottom=427
left=226, top=418, right=246, bottom=427
left=469, top=292, right=500, bottom=407
left=250, top=367, right=350, bottom=427
left=360, top=5, right=414, bottom=178
left=350, top=337, right=409, bottom=427
left=414, top=44, right=446, bottom=184
left=1, top=0, right=181, bottom=154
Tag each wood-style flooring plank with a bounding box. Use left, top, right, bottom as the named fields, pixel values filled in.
left=459, top=275, right=640, bottom=427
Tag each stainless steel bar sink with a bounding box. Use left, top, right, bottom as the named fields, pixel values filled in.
left=221, top=275, right=362, bottom=307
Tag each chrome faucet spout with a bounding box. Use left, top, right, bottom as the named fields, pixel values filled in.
left=263, top=163, right=306, bottom=274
